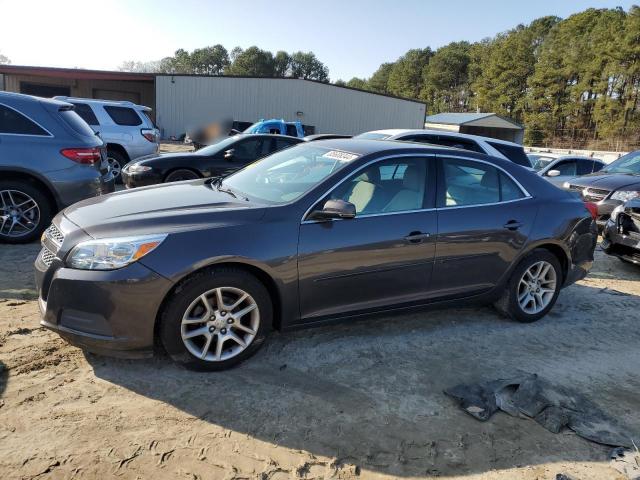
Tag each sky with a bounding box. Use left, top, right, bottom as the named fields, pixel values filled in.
left=0, top=0, right=636, bottom=81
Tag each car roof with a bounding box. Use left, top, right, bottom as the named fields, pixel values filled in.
left=232, top=133, right=302, bottom=141
left=307, top=138, right=480, bottom=157
left=365, top=128, right=523, bottom=147
left=53, top=96, right=151, bottom=111
left=0, top=90, right=73, bottom=109
left=555, top=155, right=603, bottom=161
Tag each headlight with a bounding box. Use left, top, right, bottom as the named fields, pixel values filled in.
left=128, top=164, right=152, bottom=173
left=610, top=204, right=625, bottom=222
left=610, top=190, right=640, bottom=202
left=68, top=234, right=167, bottom=270
left=562, top=181, right=571, bottom=189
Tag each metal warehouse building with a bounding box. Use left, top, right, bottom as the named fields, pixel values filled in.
left=0, top=65, right=426, bottom=138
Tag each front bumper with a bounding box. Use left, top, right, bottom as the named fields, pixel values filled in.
left=121, top=167, right=162, bottom=189
left=595, top=200, right=623, bottom=229
left=601, top=220, right=640, bottom=265
left=35, top=251, right=174, bottom=358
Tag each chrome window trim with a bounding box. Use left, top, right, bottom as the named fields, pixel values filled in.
left=0, top=102, right=54, bottom=138
left=301, top=153, right=533, bottom=224
left=301, top=153, right=436, bottom=224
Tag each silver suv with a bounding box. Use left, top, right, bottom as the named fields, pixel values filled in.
left=0, top=92, right=114, bottom=243
left=54, top=97, right=159, bottom=182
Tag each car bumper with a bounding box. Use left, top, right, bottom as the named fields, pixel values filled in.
left=595, top=200, right=623, bottom=229
left=51, top=171, right=115, bottom=209
left=121, top=168, right=162, bottom=189
left=601, top=220, right=640, bottom=265
left=35, top=252, right=174, bottom=358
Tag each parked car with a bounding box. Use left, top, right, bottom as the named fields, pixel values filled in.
left=355, top=129, right=532, bottom=167
left=304, top=134, right=352, bottom=142
left=244, top=119, right=305, bottom=137
left=533, top=155, right=606, bottom=187
left=563, top=150, right=640, bottom=229
left=0, top=92, right=114, bottom=243
left=527, top=153, right=557, bottom=169
left=36, top=139, right=596, bottom=370
left=54, top=97, right=159, bottom=183
left=601, top=198, right=640, bottom=265
left=121, top=134, right=303, bottom=188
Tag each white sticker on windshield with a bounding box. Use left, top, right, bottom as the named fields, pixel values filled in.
left=322, top=150, right=359, bottom=162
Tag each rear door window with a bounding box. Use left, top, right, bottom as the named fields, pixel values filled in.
left=0, top=104, right=48, bottom=136
left=71, top=103, right=99, bottom=126
left=487, top=142, right=531, bottom=167
left=59, top=109, right=96, bottom=137
left=576, top=160, right=595, bottom=175
left=403, top=134, right=485, bottom=154
left=104, top=106, right=143, bottom=126
left=553, top=160, right=578, bottom=176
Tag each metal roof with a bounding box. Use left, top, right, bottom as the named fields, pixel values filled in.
left=425, top=112, right=523, bottom=129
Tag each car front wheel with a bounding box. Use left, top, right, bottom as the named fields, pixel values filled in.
left=160, top=268, right=272, bottom=370
left=494, top=249, right=562, bottom=323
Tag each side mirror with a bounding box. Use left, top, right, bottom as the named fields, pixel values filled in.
left=224, top=149, right=235, bottom=160
left=309, top=199, right=356, bottom=221
left=547, top=169, right=561, bottom=177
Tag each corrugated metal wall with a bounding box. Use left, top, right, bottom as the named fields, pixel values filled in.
left=156, top=76, right=426, bottom=138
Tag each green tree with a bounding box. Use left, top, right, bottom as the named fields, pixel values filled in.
left=0, top=52, right=9, bottom=65
left=189, top=45, right=229, bottom=74
left=228, top=46, right=275, bottom=76
left=421, top=41, right=471, bottom=113
left=274, top=51, right=291, bottom=77
left=346, top=77, right=368, bottom=90
left=386, top=48, right=432, bottom=99
left=290, top=51, right=329, bottom=81
left=368, top=62, right=394, bottom=93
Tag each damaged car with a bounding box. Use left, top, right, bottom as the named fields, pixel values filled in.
left=35, top=139, right=598, bottom=370
left=601, top=198, right=640, bottom=265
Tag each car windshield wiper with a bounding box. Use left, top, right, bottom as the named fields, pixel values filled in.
left=207, top=176, right=248, bottom=201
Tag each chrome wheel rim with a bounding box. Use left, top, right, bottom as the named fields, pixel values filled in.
left=107, top=157, right=122, bottom=179
left=518, top=261, right=557, bottom=314
left=181, top=287, right=259, bottom=362
left=0, top=189, right=40, bottom=238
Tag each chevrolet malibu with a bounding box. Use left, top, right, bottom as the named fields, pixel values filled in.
left=36, top=140, right=597, bottom=370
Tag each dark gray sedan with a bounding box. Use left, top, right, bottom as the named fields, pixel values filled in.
left=35, top=140, right=597, bottom=370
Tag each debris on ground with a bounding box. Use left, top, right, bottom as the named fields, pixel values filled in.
left=610, top=446, right=640, bottom=480
left=445, top=372, right=637, bottom=448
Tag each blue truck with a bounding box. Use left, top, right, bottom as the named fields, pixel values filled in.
left=243, top=119, right=305, bottom=138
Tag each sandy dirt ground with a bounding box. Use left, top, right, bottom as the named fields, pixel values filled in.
left=1, top=203, right=639, bottom=478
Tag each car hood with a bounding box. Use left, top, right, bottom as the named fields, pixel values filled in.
left=567, top=173, right=640, bottom=191
left=63, top=179, right=265, bottom=238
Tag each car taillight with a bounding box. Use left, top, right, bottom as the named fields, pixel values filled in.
left=60, top=147, right=101, bottom=164
left=584, top=202, right=598, bottom=220
left=141, top=129, right=157, bottom=143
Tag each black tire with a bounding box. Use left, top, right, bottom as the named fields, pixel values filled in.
left=493, top=249, right=562, bottom=323
left=159, top=267, right=273, bottom=371
left=0, top=180, right=52, bottom=244
left=164, top=169, right=200, bottom=183
left=106, top=149, right=127, bottom=185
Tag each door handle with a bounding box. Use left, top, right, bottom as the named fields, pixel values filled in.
left=503, top=220, right=523, bottom=231
left=404, top=231, right=430, bottom=244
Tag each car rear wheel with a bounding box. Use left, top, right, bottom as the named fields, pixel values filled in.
left=0, top=180, right=52, bottom=244
left=160, top=268, right=272, bottom=370
left=494, top=249, right=562, bottom=323
left=106, top=149, right=127, bottom=184
left=164, top=169, right=200, bottom=183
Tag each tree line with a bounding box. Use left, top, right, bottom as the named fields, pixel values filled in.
left=119, top=46, right=329, bottom=82
left=337, top=6, right=639, bottom=150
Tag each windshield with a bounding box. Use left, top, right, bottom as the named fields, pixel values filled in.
left=222, top=144, right=359, bottom=204
left=530, top=157, right=555, bottom=170
left=354, top=132, right=392, bottom=140
left=602, top=151, right=640, bottom=175
left=198, top=135, right=241, bottom=155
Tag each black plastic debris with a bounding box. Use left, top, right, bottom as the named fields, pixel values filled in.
left=444, top=373, right=637, bottom=448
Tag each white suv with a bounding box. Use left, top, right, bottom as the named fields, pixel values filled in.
left=356, top=129, right=532, bottom=168
left=54, top=97, right=160, bottom=182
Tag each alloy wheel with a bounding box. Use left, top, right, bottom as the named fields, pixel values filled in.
left=107, top=157, right=122, bottom=180
left=517, top=260, right=557, bottom=314
left=0, top=189, right=41, bottom=238
left=180, top=287, right=260, bottom=362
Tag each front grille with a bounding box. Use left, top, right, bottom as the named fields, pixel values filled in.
left=44, top=224, right=64, bottom=247
left=568, top=184, right=583, bottom=193
left=40, top=247, right=56, bottom=267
